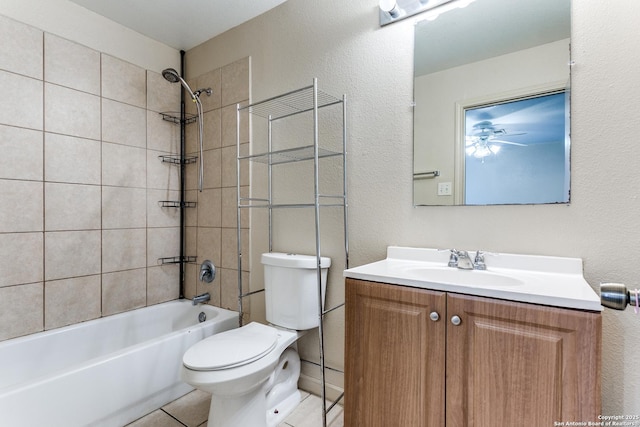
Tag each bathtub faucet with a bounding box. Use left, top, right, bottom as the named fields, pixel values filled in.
left=199, top=260, right=216, bottom=283
left=192, top=292, right=210, bottom=305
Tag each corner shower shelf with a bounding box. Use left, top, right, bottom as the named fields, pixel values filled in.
left=236, top=78, right=348, bottom=427
left=157, top=256, right=197, bottom=265
left=158, top=154, right=198, bottom=165
left=159, top=111, right=197, bottom=125
left=158, top=200, right=197, bottom=208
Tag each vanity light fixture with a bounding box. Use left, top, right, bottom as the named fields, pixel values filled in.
left=379, top=0, right=402, bottom=17
left=379, top=0, right=476, bottom=26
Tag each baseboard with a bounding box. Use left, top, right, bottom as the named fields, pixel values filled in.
left=298, top=373, right=344, bottom=405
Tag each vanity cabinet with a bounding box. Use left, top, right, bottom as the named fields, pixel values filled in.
left=344, top=278, right=601, bottom=427
left=345, top=277, right=447, bottom=426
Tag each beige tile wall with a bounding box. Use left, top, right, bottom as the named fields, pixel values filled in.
left=183, top=57, right=251, bottom=317
left=0, top=15, right=183, bottom=341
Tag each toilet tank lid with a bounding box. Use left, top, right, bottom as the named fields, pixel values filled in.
left=261, top=252, right=331, bottom=269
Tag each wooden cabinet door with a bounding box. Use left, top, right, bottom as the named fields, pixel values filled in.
left=446, top=293, right=601, bottom=427
left=345, top=279, right=446, bottom=427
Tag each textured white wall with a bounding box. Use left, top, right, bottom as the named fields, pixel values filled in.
left=572, top=0, right=640, bottom=413
left=186, top=0, right=640, bottom=414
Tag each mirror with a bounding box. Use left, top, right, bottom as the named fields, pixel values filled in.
left=413, top=0, right=571, bottom=206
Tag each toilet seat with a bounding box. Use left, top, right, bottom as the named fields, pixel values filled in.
left=183, top=322, right=279, bottom=371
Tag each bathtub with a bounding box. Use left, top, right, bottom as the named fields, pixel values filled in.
left=0, top=300, right=239, bottom=427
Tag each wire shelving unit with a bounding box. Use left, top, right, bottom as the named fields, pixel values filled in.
left=236, top=78, right=348, bottom=427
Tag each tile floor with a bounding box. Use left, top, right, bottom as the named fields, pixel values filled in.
left=126, top=389, right=344, bottom=427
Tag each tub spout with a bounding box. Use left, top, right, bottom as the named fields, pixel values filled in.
left=192, top=292, right=210, bottom=305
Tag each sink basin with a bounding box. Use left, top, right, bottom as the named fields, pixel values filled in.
left=401, top=266, right=524, bottom=287
left=343, top=247, right=603, bottom=311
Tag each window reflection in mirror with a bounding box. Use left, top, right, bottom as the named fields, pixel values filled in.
left=462, top=90, right=570, bottom=205
left=413, top=0, right=571, bottom=206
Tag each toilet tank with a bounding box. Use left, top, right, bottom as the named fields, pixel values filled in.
left=261, top=253, right=331, bottom=330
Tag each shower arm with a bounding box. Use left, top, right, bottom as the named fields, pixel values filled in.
left=194, top=88, right=212, bottom=97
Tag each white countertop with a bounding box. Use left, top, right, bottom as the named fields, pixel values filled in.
left=343, top=247, right=602, bottom=311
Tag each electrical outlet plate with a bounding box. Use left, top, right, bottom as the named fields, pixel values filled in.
left=438, top=182, right=452, bottom=196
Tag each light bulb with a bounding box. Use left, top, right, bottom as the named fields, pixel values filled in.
left=473, top=145, right=491, bottom=158
left=379, top=0, right=401, bottom=17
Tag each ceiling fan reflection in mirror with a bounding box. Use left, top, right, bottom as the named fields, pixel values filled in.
left=465, top=120, right=527, bottom=159
left=463, top=90, right=567, bottom=161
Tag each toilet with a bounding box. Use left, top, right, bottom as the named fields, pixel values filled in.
left=181, top=252, right=331, bottom=427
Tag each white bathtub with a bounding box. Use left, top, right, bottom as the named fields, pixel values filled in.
left=0, top=300, right=239, bottom=427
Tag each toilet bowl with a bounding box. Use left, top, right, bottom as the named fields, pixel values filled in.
left=180, top=253, right=331, bottom=427
left=181, top=322, right=304, bottom=427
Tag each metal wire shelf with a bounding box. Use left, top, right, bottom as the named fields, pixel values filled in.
left=158, top=200, right=197, bottom=208
left=238, top=198, right=346, bottom=210
left=157, top=255, right=197, bottom=265
left=159, top=111, right=197, bottom=125
left=241, top=145, right=343, bottom=165
left=239, top=85, right=342, bottom=120
left=237, top=79, right=348, bottom=427
left=158, top=154, right=198, bottom=165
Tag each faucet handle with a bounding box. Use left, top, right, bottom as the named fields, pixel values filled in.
left=447, top=249, right=459, bottom=267
left=439, top=248, right=476, bottom=268
left=200, top=260, right=216, bottom=283
left=473, top=250, right=486, bottom=270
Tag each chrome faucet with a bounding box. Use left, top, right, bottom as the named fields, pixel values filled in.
left=192, top=292, right=210, bottom=305
left=454, top=250, right=474, bottom=270
left=448, top=249, right=490, bottom=270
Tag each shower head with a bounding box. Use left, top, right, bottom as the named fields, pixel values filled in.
left=161, top=68, right=180, bottom=83
left=162, top=66, right=207, bottom=193
left=161, top=67, right=197, bottom=101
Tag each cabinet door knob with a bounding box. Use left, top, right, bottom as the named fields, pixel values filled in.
left=429, top=311, right=440, bottom=321
left=450, top=315, right=462, bottom=326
